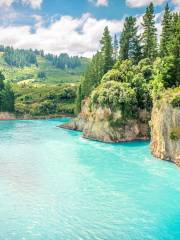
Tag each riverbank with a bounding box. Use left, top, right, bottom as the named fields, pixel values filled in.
left=60, top=99, right=150, bottom=143
left=0, top=112, right=75, bottom=121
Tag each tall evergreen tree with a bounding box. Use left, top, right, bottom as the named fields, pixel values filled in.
left=0, top=72, right=5, bottom=90
left=75, top=28, right=113, bottom=112
left=81, top=51, right=104, bottom=99
left=113, top=34, right=119, bottom=60
left=154, top=13, right=180, bottom=88
left=75, top=84, right=82, bottom=114
left=141, top=3, right=158, bottom=61
left=160, top=3, right=172, bottom=57
left=1, top=83, right=15, bottom=112
left=170, top=13, right=180, bottom=86
left=0, top=72, right=14, bottom=112
left=170, top=13, right=180, bottom=58
left=119, top=16, right=141, bottom=64
left=100, top=26, right=113, bottom=73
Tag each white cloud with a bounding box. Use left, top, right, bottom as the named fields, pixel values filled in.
left=135, top=11, right=163, bottom=43
left=0, top=0, right=43, bottom=9
left=0, top=13, right=124, bottom=57
left=0, top=0, right=14, bottom=7
left=172, top=0, right=180, bottom=10
left=173, top=0, right=180, bottom=6
left=22, top=0, right=42, bottom=9
left=126, top=0, right=180, bottom=8
left=89, top=0, right=108, bottom=7
left=126, top=0, right=166, bottom=8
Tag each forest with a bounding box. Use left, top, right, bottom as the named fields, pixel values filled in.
left=0, top=3, right=179, bottom=118
left=0, top=72, right=14, bottom=112
left=0, top=47, right=88, bottom=116
left=76, top=3, right=180, bottom=118
left=0, top=45, right=83, bottom=70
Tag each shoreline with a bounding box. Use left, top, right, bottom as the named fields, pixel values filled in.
left=0, top=112, right=75, bottom=121
left=60, top=125, right=150, bottom=144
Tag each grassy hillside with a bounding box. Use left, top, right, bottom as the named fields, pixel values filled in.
left=0, top=50, right=89, bottom=117
left=13, top=83, right=77, bottom=117
left=0, top=52, right=89, bottom=85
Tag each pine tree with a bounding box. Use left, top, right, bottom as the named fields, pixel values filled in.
left=113, top=34, right=119, bottom=60
left=75, top=84, right=82, bottom=114
left=171, top=13, right=180, bottom=58
left=100, top=26, right=113, bottom=73
left=158, top=13, right=180, bottom=88
left=1, top=83, right=15, bottom=112
left=141, top=3, right=158, bottom=61
left=0, top=72, right=5, bottom=111
left=0, top=72, right=5, bottom=90
left=81, top=51, right=104, bottom=99
left=170, top=13, right=180, bottom=86
left=160, top=3, right=172, bottom=57
left=119, top=16, right=142, bottom=64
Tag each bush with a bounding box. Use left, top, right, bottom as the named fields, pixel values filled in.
left=36, top=101, right=57, bottom=115
left=152, top=56, right=180, bottom=89
left=91, top=81, right=137, bottom=118
left=138, top=58, right=152, bottom=80
left=170, top=126, right=180, bottom=140
left=171, top=95, right=180, bottom=108
left=57, top=87, right=76, bottom=101
left=57, top=103, right=75, bottom=114
left=113, top=59, right=134, bottom=83
left=131, top=73, right=152, bottom=110
left=15, top=102, right=29, bottom=115
left=37, top=71, right=46, bottom=79
left=102, top=69, right=122, bottom=82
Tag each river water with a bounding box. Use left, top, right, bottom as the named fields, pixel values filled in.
left=0, top=118, right=180, bottom=240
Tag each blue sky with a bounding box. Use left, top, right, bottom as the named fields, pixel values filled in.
left=0, top=0, right=179, bottom=56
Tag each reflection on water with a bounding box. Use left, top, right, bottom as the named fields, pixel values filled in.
left=0, top=119, right=180, bottom=240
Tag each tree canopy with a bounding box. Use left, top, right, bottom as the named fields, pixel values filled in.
left=76, top=3, right=180, bottom=119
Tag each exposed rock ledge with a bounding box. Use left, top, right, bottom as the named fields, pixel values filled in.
left=60, top=100, right=150, bottom=143
left=0, top=112, right=16, bottom=120
left=151, top=96, right=180, bottom=166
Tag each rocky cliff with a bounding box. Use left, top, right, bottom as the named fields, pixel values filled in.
left=61, top=99, right=150, bottom=143
left=0, top=112, right=16, bottom=120
left=151, top=89, right=180, bottom=166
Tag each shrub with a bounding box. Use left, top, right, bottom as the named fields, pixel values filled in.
left=170, top=126, right=180, bottom=140
left=138, top=58, right=153, bottom=80
left=113, top=59, right=134, bottom=83
left=131, top=73, right=152, bottom=110
left=57, top=103, right=75, bottom=114
left=102, top=69, right=122, bottom=82
left=36, top=101, right=57, bottom=115
left=37, top=71, right=46, bottom=79
left=171, top=95, right=180, bottom=108
left=91, top=81, right=137, bottom=118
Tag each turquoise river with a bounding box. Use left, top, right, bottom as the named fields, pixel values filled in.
left=0, top=118, right=180, bottom=240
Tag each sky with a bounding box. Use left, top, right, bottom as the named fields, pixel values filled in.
left=0, top=0, right=179, bottom=57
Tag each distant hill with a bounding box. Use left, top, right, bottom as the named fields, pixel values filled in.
left=0, top=46, right=89, bottom=85
left=0, top=46, right=90, bottom=117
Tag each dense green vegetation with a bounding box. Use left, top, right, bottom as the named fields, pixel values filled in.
left=170, top=126, right=180, bottom=140
left=14, top=83, right=77, bottom=116
left=0, top=47, right=89, bottom=85
left=45, top=53, right=82, bottom=69
left=0, top=2, right=179, bottom=119
left=0, top=72, right=14, bottom=112
left=77, top=3, right=180, bottom=121
left=0, top=46, right=89, bottom=117
left=3, top=47, right=37, bottom=68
